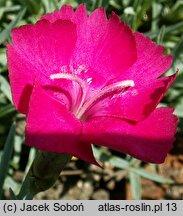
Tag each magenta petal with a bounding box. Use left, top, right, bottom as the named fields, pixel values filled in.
left=26, top=84, right=98, bottom=165
left=88, top=73, right=177, bottom=121
left=121, top=73, right=177, bottom=121
left=42, top=5, right=137, bottom=89
left=11, top=19, right=76, bottom=74
left=72, top=9, right=137, bottom=88
left=7, top=19, right=76, bottom=114
left=41, top=4, right=88, bottom=23
left=117, top=32, right=172, bottom=82
left=7, top=44, right=36, bottom=114
left=82, top=108, right=177, bottom=164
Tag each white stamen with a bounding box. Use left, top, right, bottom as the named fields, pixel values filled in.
left=50, top=72, right=86, bottom=89
left=76, top=80, right=134, bottom=119
left=50, top=73, right=88, bottom=114
left=86, top=77, right=93, bottom=84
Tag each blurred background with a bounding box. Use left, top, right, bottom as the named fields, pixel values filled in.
left=0, top=0, right=183, bottom=200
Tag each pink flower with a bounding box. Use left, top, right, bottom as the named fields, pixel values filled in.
left=7, top=4, right=177, bottom=165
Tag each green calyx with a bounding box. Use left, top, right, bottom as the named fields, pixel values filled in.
left=17, top=151, right=71, bottom=200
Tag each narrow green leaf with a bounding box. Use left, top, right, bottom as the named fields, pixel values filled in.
left=157, top=25, right=166, bottom=45
left=175, top=98, right=183, bottom=117
left=93, top=147, right=174, bottom=184
left=4, top=177, right=20, bottom=194
left=109, top=156, right=172, bottom=184
left=99, top=0, right=103, bottom=7
left=26, top=0, right=41, bottom=13
left=11, top=135, right=24, bottom=169
left=0, top=5, right=21, bottom=13
left=15, top=0, right=40, bottom=14
left=173, top=34, right=183, bottom=59
left=0, top=48, right=7, bottom=66
left=109, top=0, right=122, bottom=9
left=109, top=156, right=129, bottom=169
left=25, top=148, right=36, bottom=174
left=0, top=75, right=12, bottom=103
left=131, top=167, right=174, bottom=184
left=0, top=104, right=15, bottom=118
left=9, top=188, right=18, bottom=200
left=50, top=0, right=59, bottom=9
left=0, top=7, right=26, bottom=44
left=0, top=123, right=16, bottom=198
left=129, top=171, right=141, bottom=200
left=41, top=0, right=53, bottom=13
left=146, top=21, right=183, bottom=39
left=92, top=145, right=129, bottom=169
left=151, top=2, right=162, bottom=32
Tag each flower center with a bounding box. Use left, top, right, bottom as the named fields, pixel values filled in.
left=50, top=72, right=134, bottom=121
left=50, top=73, right=88, bottom=115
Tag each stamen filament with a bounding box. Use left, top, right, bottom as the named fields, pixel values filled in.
left=50, top=73, right=87, bottom=113
left=76, top=80, right=134, bottom=119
